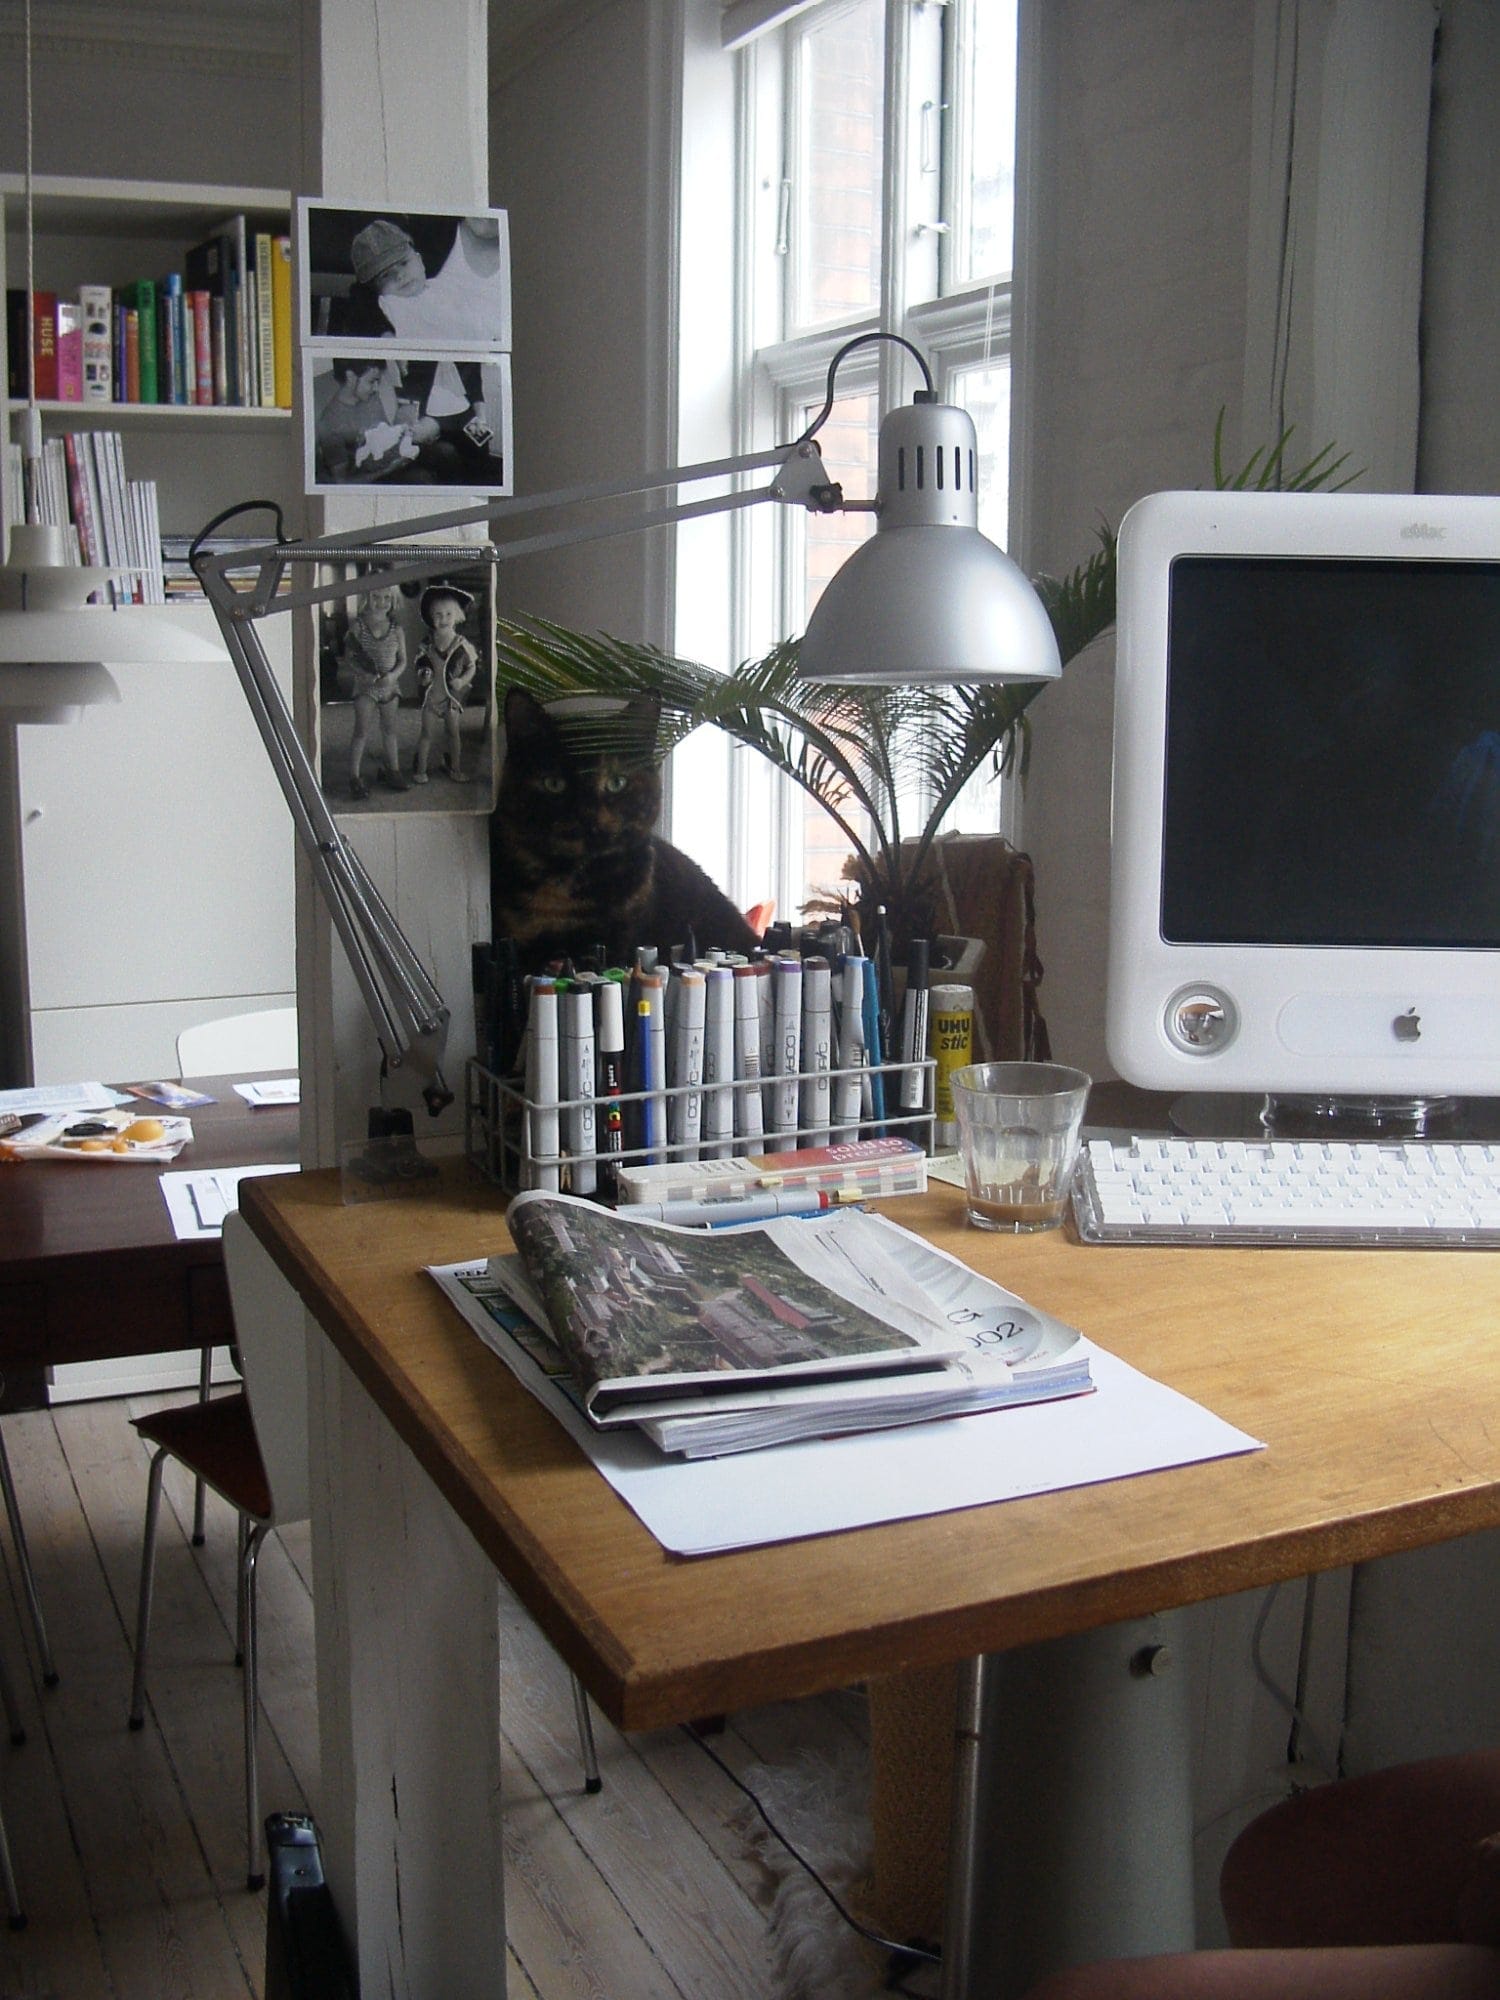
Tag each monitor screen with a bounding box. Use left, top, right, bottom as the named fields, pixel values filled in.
left=1107, top=490, right=1500, bottom=1099
left=1162, top=556, right=1500, bottom=951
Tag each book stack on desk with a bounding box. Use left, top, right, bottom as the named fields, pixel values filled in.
left=428, top=1192, right=1092, bottom=1458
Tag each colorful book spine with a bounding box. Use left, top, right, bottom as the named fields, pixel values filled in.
left=254, top=232, right=275, bottom=409
left=123, top=308, right=141, bottom=403
left=79, top=283, right=113, bottom=404
left=189, top=289, right=213, bottom=404
left=30, top=291, right=58, bottom=399
left=55, top=300, right=83, bottom=401
left=128, top=280, right=158, bottom=404
left=271, top=235, right=293, bottom=409
left=60, top=433, right=98, bottom=564
left=211, top=295, right=228, bottom=406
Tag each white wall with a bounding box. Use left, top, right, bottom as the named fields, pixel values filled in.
left=1015, top=1, right=1256, bottom=1078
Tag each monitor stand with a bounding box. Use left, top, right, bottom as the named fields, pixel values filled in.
left=1168, top=1092, right=1467, bottom=1141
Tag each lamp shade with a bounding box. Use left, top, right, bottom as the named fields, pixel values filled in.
left=0, top=524, right=224, bottom=724
left=796, top=401, right=1062, bottom=686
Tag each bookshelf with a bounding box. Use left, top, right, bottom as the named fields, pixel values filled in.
left=0, top=175, right=299, bottom=1090
left=0, top=174, right=293, bottom=548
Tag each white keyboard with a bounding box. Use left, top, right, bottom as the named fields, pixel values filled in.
left=1072, top=1135, right=1500, bottom=1248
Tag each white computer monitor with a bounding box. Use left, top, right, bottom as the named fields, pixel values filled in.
left=1107, top=487, right=1500, bottom=1110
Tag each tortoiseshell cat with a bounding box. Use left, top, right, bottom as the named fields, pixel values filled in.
left=489, top=687, right=759, bottom=971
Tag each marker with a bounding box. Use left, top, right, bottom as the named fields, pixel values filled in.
left=899, top=937, right=930, bottom=1115
left=596, top=979, right=626, bottom=1193
left=799, top=955, right=832, bottom=1147
left=524, top=977, right=560, bottom=1191
left=862, top=947, right=886, bottom=1134
left=562, top=983, right=597, bottom=1196
left=702, top=966, right=735, bottom=1159
left=733, top=963, right=765, bottom=1152
left=833, top=955, right=866, bottom=1142
left=770, top=954, right=802, bottom=1142
left=628, top=1187, right=839, bottom=1227
left=668, top=967, right=705, bottom=1161
left=637, top=970, right=668, bottom=1164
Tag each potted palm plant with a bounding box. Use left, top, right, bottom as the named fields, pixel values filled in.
left=492, top=421, right=1351, bottom=954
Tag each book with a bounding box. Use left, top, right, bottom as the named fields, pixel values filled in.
left=126, top=280, right=158, bottom=403
left=30, top=290, right=58, bottom=399
left=188, top=289, right=213, bottom=404
left=123, top=307, right=141, bottom=402
left=270, top=235, right=292, bottom=408
left=5, top=290, right=27, bottom=396
left=79, top=284, right=113, bottom=403
left=430, top=1194, right=1092, bottom=1457
left=254, top=232, right=276, bottom=409
left=55, top=299, right=83, bottom=400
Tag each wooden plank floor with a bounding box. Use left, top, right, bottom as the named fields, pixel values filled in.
left=0, top=1395, right=905, bottom=2000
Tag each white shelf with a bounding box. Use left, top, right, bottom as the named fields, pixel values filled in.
left=8, top=398, right=291, bottom=427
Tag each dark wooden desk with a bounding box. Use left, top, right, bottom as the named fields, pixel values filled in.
left=0, top=1079, right=298, bottom=1400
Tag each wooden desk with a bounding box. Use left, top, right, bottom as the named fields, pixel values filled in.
left=0, top=1079, right=298, bottom=1395
left=242, top=1159, right=1500, bottom=1998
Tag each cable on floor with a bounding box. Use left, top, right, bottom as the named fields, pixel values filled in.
left=681, top=1722, right=942, bottom=1977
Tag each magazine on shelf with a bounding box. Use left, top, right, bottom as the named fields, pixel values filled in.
left=427, top=1194, right=1093, bottom=1458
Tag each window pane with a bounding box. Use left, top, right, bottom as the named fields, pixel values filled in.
left=792, top=0, right=885, bottom=330
left=799, top=387, right=878, bottom=914
left=950, top=0, right=1018, bottom=285
left=950, top=359, right=1011, bottom=545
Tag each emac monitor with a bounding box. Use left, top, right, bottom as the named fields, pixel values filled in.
left=1107, top=488, right=1500, bottom=1111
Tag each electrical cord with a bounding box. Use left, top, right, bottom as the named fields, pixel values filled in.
left=681, top=1722, right=942, bottom=1976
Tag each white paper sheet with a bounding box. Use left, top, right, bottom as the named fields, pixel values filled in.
left=158, top=1163, right=298, bottom=1239
left=431, top=1259, right=1263, bottom=1556
left=0, top=1081, right=130, bottom=1116
left=234, top=1078, right=300, bottom=1106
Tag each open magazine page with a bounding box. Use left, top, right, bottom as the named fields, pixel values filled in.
left=504, top=1190, right=964, bottom=1417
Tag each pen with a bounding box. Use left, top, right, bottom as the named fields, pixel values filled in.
left=862, top=943, right=886, bottom=1134
left=629, top=1188, right=839, bottom=1226
left=898, top=937, right=930, bottom=1115
left=596, top=978, right=626, bottom=1194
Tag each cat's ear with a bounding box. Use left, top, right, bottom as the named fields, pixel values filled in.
left=503, top=686, right=552, bottom=745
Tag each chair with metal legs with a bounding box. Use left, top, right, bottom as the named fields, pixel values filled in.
left=176, top=1005, right=300, bottom=1548
left=0, top=1395, right=58, bottom=1690
left=128, top=1211, right=601, bottom=1892
left=0, top=1642, right=27, bottom=1932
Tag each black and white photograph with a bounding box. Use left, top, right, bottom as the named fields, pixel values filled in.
left=304, top=349, right=512, bottom=494
left=298, top=199, right=511, bottom=348
left=315, top=562, right=496, bottom=816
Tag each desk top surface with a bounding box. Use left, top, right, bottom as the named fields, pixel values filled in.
left=242, top=1147, right=1500, bottom=1731
left=0, top=1078, right=299, bottom=1278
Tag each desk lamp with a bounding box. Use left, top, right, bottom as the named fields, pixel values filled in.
left=194, top=331, right=1059, bottom=1116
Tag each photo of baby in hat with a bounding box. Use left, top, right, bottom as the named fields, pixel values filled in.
left=301, top=199, right=512, bottom=348
left=412, top=583, right=481, bottom=785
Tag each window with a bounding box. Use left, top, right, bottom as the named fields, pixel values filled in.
left=676, top=0, right=1022, bottom=925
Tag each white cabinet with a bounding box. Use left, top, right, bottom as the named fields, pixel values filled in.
left=0, top=607, right=296, bottom=1083
left=0, top=176, right=298, bottom=1087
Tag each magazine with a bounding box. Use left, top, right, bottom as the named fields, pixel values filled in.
left=428, top=1194, right=1093, bottom=1457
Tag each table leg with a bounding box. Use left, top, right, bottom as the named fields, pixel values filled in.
left=941, top=1612, right=1195, bottom=2000
left=307, top=1338, right=508, bottom=1999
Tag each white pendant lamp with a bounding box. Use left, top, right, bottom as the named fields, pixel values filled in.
left=0, top=0, right=225, bottom=725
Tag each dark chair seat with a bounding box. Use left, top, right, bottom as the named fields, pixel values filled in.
left=132, top=1394, right=272, bottom=1523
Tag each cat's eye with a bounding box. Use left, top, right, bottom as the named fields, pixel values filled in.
left=603, top=773, right=630, bottom=795
left=539, top=775, right=567, bottom=796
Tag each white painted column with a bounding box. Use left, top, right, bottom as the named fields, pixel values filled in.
left=296, top=4, right=505, bottom=1989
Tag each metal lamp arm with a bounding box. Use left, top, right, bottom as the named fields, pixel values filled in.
left=192, top=435, right=842, bottom=1117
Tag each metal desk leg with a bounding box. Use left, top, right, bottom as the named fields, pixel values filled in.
left=942, top=1612, right=1195, bottom=2000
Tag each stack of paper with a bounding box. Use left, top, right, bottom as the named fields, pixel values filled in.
left=430, top=1195, right=1092, bottom=1460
